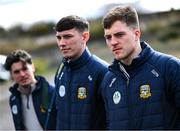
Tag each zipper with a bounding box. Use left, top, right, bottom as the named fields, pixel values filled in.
left=67, top=67, right=72, bottom=129
left=119, top=63, right=133, bottom=129
left=119, top=63, right=130, bottom=87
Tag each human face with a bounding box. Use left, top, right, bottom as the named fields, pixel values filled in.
left=56, top=28, right=89, bottom=61
left=104, top=21, right=141, bottom=65
left=11, top=61, right=36, bottom=87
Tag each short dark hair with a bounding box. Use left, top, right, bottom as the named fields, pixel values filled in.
left=103, top=5, right=139, bottom=29
left=54, top=15, right=89, bottom=33
left=4, top=49, right=32, bottom=71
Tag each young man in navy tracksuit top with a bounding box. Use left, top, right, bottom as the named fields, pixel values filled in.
left=4, top=49, right=56, bottom=130
left=54, top=15, right=108, bottom=130
left=101, top=5, right=180, bottom=130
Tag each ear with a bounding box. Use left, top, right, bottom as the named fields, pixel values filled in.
left=134, top=29, right=141, bottom=41
left=32, top=63, right=36, bottom=73
left=10, top=72, right=14, bottom=80
left=82, top=31, right=90, bottom=42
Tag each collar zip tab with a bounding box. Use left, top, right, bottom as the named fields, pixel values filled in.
left=118, top=62, right=130, bottom=86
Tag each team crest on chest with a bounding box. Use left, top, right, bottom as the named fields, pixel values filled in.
left=12, top=105, right=18, bottom=115
left=140, top=85, right=151, bottom=99
left=77, top=87, right=87, bottom=100
left=59, top=85, right=65, bottom=97
left=113, top=91, right=121, bottom=104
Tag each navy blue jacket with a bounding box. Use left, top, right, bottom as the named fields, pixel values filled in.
left=9, top=76, right=56, bottom=130
left=101, top=42, right=180, bottom=130
left=55, top=48, right=108, bottom=130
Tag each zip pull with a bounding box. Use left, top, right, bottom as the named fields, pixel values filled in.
left=26, top=95, right=30, bottom=109
left=118, top=62, right=130, bottom=86
left=127, top=79, right=130, bottom=87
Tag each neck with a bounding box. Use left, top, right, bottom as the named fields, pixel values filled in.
left=18, top=80, right=37, bottom=95
left=121, top=42, right=142, bottom=65
left=69, top=46, right=86, bottom=61
left=18, top=85, right=32, bottom=95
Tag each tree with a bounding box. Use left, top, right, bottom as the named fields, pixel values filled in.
left=0, top=26, right=7, bottom=38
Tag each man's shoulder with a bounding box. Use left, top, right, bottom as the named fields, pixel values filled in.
left=87, top=55, right=109, bottom=74
left=83, top=55, right=109, bottom=77
left=150, top=50, right=180, bottom=66
left=36, top=75, right=54, bottom=89
left=100, top=70, right=115, bottom=88
left=91, top=54, right=109, bottom=67
left=9, top=83, right=19, bottom=95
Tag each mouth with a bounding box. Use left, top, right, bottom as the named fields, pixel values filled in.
left=112, top=48, right=122, bottom=53
left=60, top=48, right=70, bottom=53
left=20, top=77, right=29, bottom=83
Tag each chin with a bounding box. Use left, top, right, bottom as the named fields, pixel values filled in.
left=64, top=55, right=71, bottom=59
left=115, top=56, right=122, bottom=61
left=20, top=83, right=31, bottom=87
left=115, top=53, right=125, bottom=60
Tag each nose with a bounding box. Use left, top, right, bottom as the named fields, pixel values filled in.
left=19, top=70, right=26, bottom=76
left=110, top=36, right=118, bottom=46
left=57, top=38, right=67, bottom=47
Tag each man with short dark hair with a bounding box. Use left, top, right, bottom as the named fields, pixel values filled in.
left=5, top=49, right=56, bottom=130
left=54, top=15, right=108, bottom=130
left=101, top=5, right=180, bottom=130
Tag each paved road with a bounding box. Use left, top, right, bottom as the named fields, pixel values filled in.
left=0, top=74, right=54, bottom=130
left=0, top=81, right=14, bottom=130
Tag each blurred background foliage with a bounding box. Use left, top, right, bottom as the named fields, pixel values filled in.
left=32, top=58, right=49, bottom=74
left=0, top=9, right=180, bottom=75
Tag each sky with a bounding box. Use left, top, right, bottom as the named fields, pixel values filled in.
left=0, top=0, right=180, bottom=29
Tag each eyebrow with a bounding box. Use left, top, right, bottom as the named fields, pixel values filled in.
left=12, top=66, right=28, bottom=74
left=104, top=31, right=125, bottom=37
left=114, top=31, right=125, bottom=35
left=56, top=35, right=61, bottom=39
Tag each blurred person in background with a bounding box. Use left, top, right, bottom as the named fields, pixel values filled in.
left=100, top=5, right=180, bottom=130
left=4, top=49, right=56, bottom=130
left=54, top=15, right=108, bottom=130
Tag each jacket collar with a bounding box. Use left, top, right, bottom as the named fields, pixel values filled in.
left=63, top=47, right=91, bottom=70
left=109, top=41, right=154, bottom=73
left=9, top=76, right=47, bottom=95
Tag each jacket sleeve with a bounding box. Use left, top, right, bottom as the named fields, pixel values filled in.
left=165, top=57, right=180, bottom=108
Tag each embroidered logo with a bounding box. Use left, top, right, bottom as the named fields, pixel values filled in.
left=77, top=87, right=87, bottom=100
left=88, top=75, right=92, bottom=81
left=12, top=105, right=18, bottom=115
left=11, top=96, right=16, bottom=101
left=40, top=105, right=46, bottom=113
left=59, top=72, right=64, bottom=80
left=140, top=85, right=151, bottom=99
left=113, top=91, right=121, bottom=104
left=59, top=85, right=65, bottom=97
left=151, top=69, right=159, bottom=77
left=109, top=78, right=116, bottom=87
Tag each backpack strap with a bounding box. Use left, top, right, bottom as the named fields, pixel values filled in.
left=41, top=81, right=49, bottom=113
